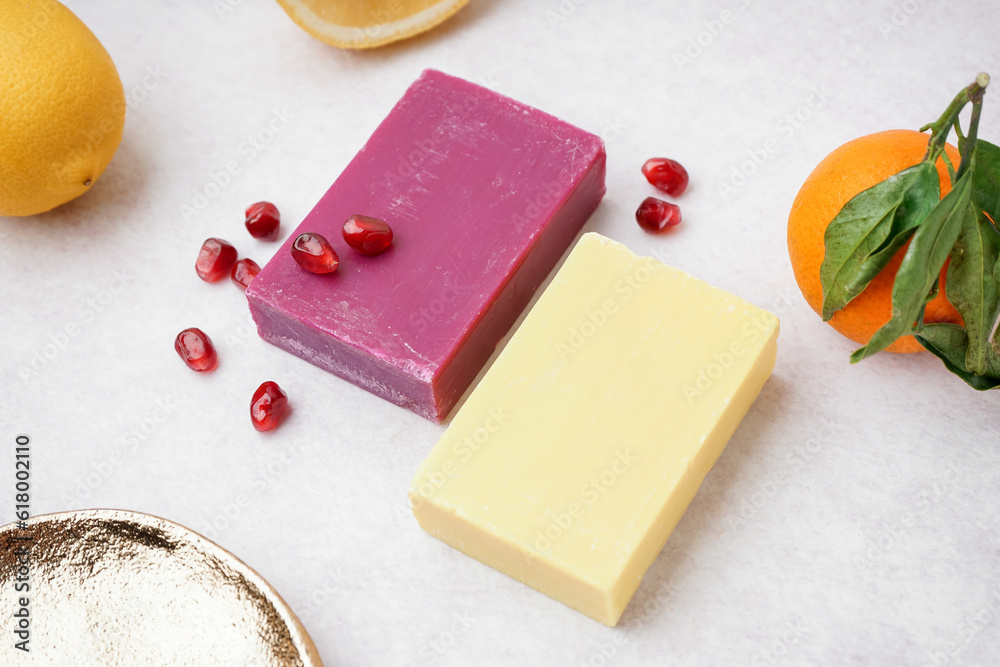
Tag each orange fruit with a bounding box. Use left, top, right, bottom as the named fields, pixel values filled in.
left=788, top=129, right=963, bottom=353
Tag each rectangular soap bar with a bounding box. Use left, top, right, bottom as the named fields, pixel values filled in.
left=409, top=233, right=779, bottom=626
left=246, top=69, right=606, bottom=421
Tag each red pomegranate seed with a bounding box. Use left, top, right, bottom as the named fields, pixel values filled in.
left=245, top=201, right=281, bottom=241
left=342, top=214, right=393, bottom=255
left=291, top=232, right=339, bottom=274
left=196, top=238, right=238, bottom=282
left=231, top=258, right=261, bottom=292
left=251, top=381, right=289, bottom=432
left=642, top=158, right=689, bottom=196
left=174, top=328, right=218, bottom=372
left=636, top=197, right=682, bottom=233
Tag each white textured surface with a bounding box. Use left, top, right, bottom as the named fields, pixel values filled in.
left=1, top=1, right=998, bottom=665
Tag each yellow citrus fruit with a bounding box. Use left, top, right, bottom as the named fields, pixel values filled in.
left=0, top=1, right=125, bottom=217
left=788, top=129, right=963, bottom=353
left=275, top=0, right=471, bottom=49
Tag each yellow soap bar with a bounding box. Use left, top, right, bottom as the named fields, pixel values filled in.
left=409, top=232, right=778, bottom=626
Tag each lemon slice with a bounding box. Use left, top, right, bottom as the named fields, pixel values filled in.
left=275, top=0, right=471, bottom=49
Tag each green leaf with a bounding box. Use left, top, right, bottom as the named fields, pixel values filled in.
left=847, top=165, right=945, bottom=300
left=993, top=256, right=1000, bottom=354
left=851, top=171, right=974, bottom=363
left=916, top=323, right=1000, bottom=390
left=966, top=138, right=1000, bottom=360
left=820, top=163, right=940, bottom=320
left=970, top=139, right=1000, bottom=224
left=945, top=196, right=1000, bottom=375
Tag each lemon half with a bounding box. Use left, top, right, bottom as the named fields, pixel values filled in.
left=275, top=0, right=471, bottom=49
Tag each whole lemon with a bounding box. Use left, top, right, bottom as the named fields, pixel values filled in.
left=0, top=1, right=125, bottom=217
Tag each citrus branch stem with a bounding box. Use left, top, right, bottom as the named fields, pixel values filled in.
left=957, top=98, right=983, bottom=177
left=921, top=73, right=990, bottom=164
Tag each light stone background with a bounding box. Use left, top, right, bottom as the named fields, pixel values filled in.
left=2, top=1, right=998, bottom=665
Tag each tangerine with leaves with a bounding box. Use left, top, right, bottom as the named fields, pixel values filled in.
left=787, top=129, right=963, bottom=353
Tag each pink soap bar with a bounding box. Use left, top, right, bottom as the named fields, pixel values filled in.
left=246, top=70, right=606, bottom=421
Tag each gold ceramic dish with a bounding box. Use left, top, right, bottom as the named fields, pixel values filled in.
left=0, top=509, right=321, bottom=666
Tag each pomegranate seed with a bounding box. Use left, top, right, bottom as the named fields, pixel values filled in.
left=196, top=238, right=238, bottom=282
left=174, top=328, right=218, bottom=372
left=251, top=381, right=289, bottom=432
left=642, top=158, right=689, bottom=196
left=636, top=197, right=681, bottom=233
left=245, top=202, right=281, bottom=241
left=231, top=258, right=261, bottom=292
left=342, top=215, right=393, bottom=255
left=291, top=232, right=339, bottom=274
